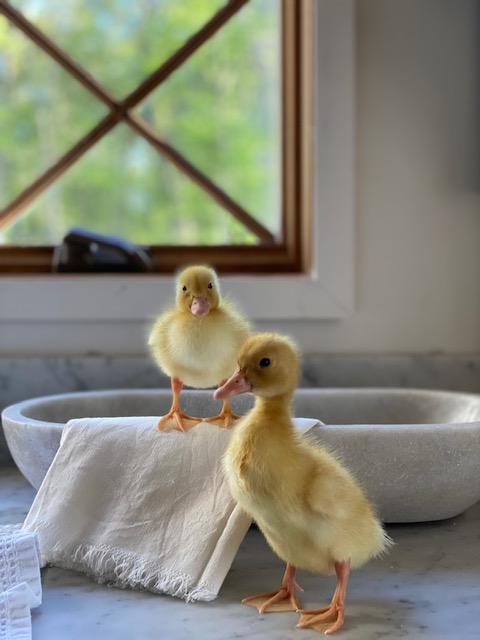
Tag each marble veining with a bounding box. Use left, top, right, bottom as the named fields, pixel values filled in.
left=1, top=355, right=479, bottom=412
left=1, top=468, right=479, bottom=639
left=1, top=354, right=479, bottom=464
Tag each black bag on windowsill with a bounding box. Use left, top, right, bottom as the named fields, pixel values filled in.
left=52, top=227, right=153, bottom=273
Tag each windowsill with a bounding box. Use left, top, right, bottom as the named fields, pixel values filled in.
left=0, top=268, right=353, bottom=323
left=0, top=0, right=354, bottom=325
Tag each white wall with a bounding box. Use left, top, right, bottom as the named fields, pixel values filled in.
left=270, top=0, right=480, bottom=354
left=1, top=0, right=479, bottom=357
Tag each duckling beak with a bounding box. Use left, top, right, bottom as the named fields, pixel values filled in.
left=214, top=371, right=251, bottom=400
left=190, top=296, right=210, bottom=317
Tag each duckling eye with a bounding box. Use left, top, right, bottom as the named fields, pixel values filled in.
left=208, top=283, right=213, bottom=289
left=259, top=358, right=271, bottom=368
left=182, top=285, right=187, bottom=292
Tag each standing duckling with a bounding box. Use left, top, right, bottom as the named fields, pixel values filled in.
left=149, top=265, right=250, bottom=432
left=215, top=333, right=391, bottom=635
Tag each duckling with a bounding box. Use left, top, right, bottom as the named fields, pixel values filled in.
left=149, top=265, right=250, bottom=432
left=215, top=333, right=391, bottom=635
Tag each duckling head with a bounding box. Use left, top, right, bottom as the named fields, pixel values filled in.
left=215, top=332, right=300, bottom=400
left=175, top=265, right=220, bottom=317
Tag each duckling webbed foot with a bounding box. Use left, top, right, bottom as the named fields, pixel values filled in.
left=297, top=559, right=350, bottom=635
left=157, top=411, right=202, bottom=433
left=297, top=604, right=345, bottom=635
left=157, top=378, right=202, bottom=432
left=242, top=563, right=303, bottom=613
left=204, top=398, right=241, bottom=429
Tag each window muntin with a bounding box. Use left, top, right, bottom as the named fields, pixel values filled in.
left=0, top=0, right=312, bottom=273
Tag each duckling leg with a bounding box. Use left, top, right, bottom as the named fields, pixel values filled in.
left=297, top=560, right=350, bottom=635
left=242, top=563, right=303, bottom=613
left=204, top=398, right=241, bottom=428
left=157, top=378, right=202, bottom=432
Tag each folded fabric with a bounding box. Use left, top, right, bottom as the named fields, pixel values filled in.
left=0, top=584, right=34, bottom=640
left=23, top=416, right=318, bottom=602
left=0, top=525, right=42, bottom=640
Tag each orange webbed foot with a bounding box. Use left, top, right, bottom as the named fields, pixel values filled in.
left=297, top=559, right=350, bottom=635
left=297, top=604, right=345, bottom=635
left=203, top=398, right=242, bottom=429
left=157, top=377, right=203, bottom=432
left=242, top=587, right=302, bottom=613
left=157, top=410, right=202, bottom=433
left=203, top=411, right=241, bottom=429
left=242, top=564, right=302, bottom=613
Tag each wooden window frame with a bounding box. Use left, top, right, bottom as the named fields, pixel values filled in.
left=0, top=0, right=313, bottom=275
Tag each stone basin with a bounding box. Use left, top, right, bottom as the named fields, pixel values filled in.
left=2, top=388, right=480, bottom=523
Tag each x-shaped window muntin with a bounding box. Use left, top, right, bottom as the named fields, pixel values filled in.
left=0, top=0, right=310, bottom=273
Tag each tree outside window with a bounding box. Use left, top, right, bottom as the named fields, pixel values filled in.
left=0, top=0, right=312, bottom=273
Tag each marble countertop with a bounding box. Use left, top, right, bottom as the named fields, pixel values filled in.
left=1, top=467, right=479, bottom=640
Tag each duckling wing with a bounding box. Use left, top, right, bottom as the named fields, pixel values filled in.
left=303, top=446, right=390, bottom=568
left=302, top=447, right=362, bottom=520
left=148, top=308, right=175, bottom=366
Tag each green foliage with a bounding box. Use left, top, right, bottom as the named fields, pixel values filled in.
left=1, top=0, right=280, bottom=246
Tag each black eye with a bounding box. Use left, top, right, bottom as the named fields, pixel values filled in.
left=182, top=285, right=187, bottom=292
left=208, top=282, right=213, bottom=289
left=259, top=358, right=271, bottom=368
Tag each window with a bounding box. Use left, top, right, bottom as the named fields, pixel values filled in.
left=0, top=0, right=313, bottom=274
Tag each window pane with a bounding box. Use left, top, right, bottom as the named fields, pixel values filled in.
left=9, top=0, right=226, bottom=98
left=1, top=0, right=285, bottom=256
left=1, top=124, right=258, bottom=246
left=136, top=0, right=281, bottom=236
left=0, top=16, right=108, bottom=208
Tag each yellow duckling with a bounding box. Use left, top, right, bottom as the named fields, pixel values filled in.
left=215, top=332, right=391, bottom=635
left=149, top=265, right=250, bottom=431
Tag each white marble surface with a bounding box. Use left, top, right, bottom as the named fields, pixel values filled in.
left=1, top=467, right=479, bottom=639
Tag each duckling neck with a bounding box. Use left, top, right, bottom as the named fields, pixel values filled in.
left=228, top=393, right=298, bottom=491
left=251, top=394, right=295, bottom=432
left=256, top=391, right=291, bottom=407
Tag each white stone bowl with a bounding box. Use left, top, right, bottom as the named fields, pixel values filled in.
left=2, top=388, right=480, bottom=523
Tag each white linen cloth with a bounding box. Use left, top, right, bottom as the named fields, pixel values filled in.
left=22, top=416, right=318, bottom=602
left=0, top=525, right=42, bottom=640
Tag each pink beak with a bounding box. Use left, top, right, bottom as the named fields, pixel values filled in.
left=190, top=296, right=210, bottom=318
left=214, top=371, right=252, bottom=400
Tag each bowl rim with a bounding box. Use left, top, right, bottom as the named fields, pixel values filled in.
left=2, top=387, right=480, bottom=429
